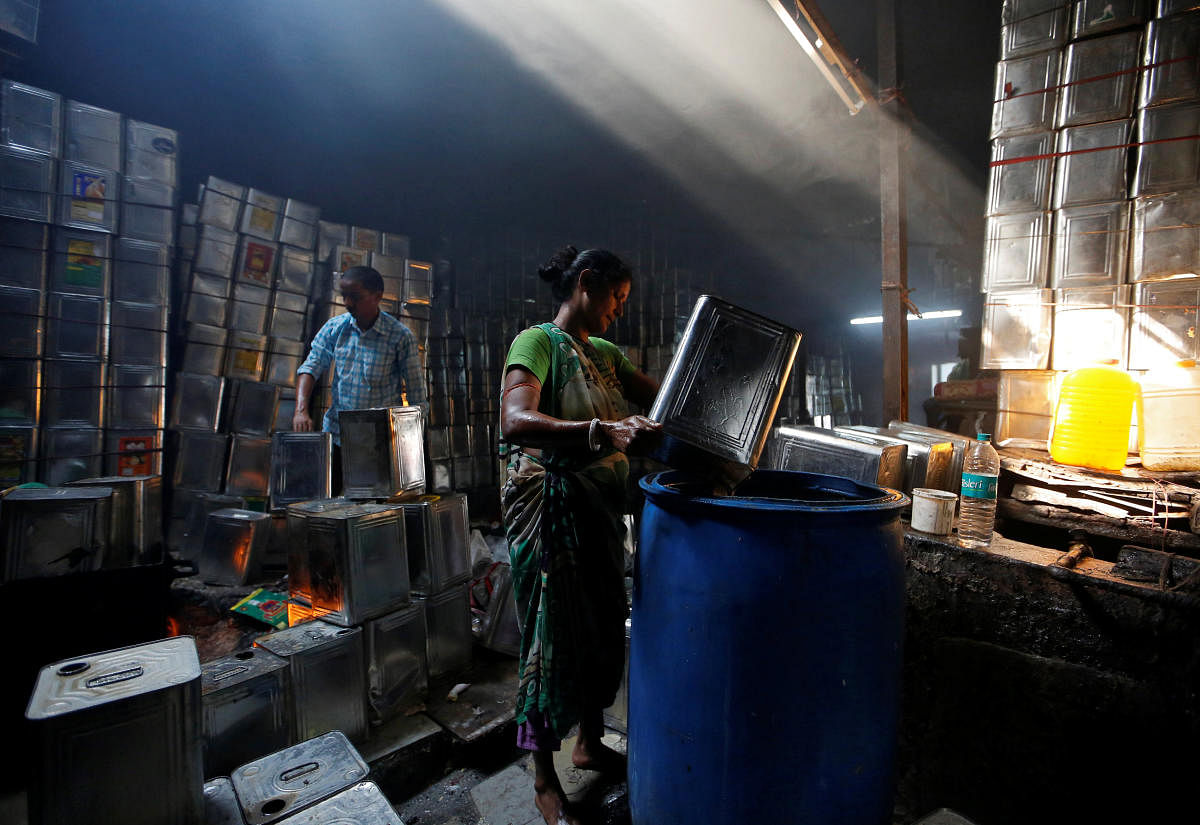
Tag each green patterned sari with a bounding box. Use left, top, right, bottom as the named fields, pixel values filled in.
left=501, top=323, right=631, bottom=743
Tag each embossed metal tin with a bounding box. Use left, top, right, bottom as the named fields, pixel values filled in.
left=286, top=497, right=354, bottom=604
left=172, top=430, right=230, bottom=492
left=1129, top=276, right=1200, bottom=368
left=199, top=177, right=244, bottom=232
left=241, top=188, right=283, bottom=241
left=996, top=369, right=1061, bottom=449
left=231, top=731, right=368, bottom=825
left=339, top=405, right=426, bottom=499
left=648, top=296, right=800, bottom=487
left=124, top=119, right=179, bottom=187
left=195, top=224, right=239, bottom=278
left=270, top=432, right=332, bottom=509
left=991, top=49, right=1061, bottom=139
left=226, top=435, right=272, bottom=497
left=181, top=491, right=245, bottom=561
left=204, top=777, right=247, bottom=825
left=416, top=582, right=472, bottom=679
left=114, top=236, right=169, bottom=303
left=1053, top=119, right=1131, bottom=209
left=273, top=780, right=401, bottom=824
left=265, top=338, right=305, bottom=387
left=41, top=359, right=104, bottom=428
left=833, top=425, right=954, bottom=495
left=46, top=291, right=107, bottom=361
left=253, top=622, right=367, bottom=744
left=1141, top=12, right=1200, bottom=108
left=1057, top=30, right=1141, bottom=128
left=1052, top=201, right=1130, bottom=287
left=229, top=379, right=280, bottom=436
left=1051, top=284, right=1132, bottom=369
left=279, top=198, right=319, bottom=250
left=987, top=132, right=1054, bottom=216
left=110, top=300, right=168, bottom=365
left=983, top=211, right=1051, bottom=292
left=201, top=508, right=271, bottom=585
left=40, top=426, right=103, bottom=485
left=0, top=215, right=49, bottom=290
left=201, top=647, right=292, bottom=778
left=1131, top=190, right=1200, bottom=281
left=170, top=372, right=225, bottom=431
left=981, top=288, right=1054, bottom=369
left=276, top=246, right=314, bottom=296
left=230, top=282, right=272, bottom=334
left=404, top=259, right=434, bottom=305
left=768, top=425, right=906, bottom=490
left=886, top=421, right=971, bottom=492
left=66, top=474, right=163, bottom=567
left=1134, top=100, right=1200, bottom=196
left=120, top=177, right=176, bottom=245
left=1, top=79, right=61, bottom=155
left=107, top=363, right=165, bottom=429
left=1, top=485, right=110, bottom=580
left=226, top=331, right=269, bottom=381
left=25, top=636, right=203, bottom=825
left=1000, top=1, right=1068, bottom=60
left=64, top=99, right=121, bottom=170
left=398, top=493, right=470, bottom=596
left=364, top=603, right=428, bottom=722
left=298, top=503, right=410, bottom=626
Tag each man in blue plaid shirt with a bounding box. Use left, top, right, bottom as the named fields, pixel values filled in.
left=294, top=266, right=427, bottom=462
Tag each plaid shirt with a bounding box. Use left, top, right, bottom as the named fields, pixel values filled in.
left=297, top=311, right=427, bottom=444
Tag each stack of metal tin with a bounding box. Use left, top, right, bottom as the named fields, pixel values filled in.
left=0, top=78, right=175, bottom=487
left=985, top=2, right=1200, bottom=448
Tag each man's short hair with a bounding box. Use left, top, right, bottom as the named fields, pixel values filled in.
left=340, top=265, right=385, bottom=295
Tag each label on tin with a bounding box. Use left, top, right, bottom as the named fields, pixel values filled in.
left=352, top=228, right=378, bottom=250
left=66, top=239, right=104, bottom=287
left=248, top=205, right=276, bottom=235
left=0, top=433, right=30, bottom=485
left=241, top=241, right=275, bottom=284
left=232, top=347, right=261, bottom=375
left=961, top=472, right=998, bottom=500
left=117, top=435, right=155, bottom=476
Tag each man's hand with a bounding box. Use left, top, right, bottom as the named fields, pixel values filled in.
left=293, top=409, right=314, bottom=432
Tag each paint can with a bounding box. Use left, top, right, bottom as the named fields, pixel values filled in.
left=910, top=487, right=957, bottom=535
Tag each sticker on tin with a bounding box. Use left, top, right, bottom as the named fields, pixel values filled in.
left=339, top=249, right=368, bottom=271
left=117, top=435, right=154, bottom=476
left=353, top=229, right=378, bottom=250
left=248, top=206, right=276, bottom=235
left=232, top=347, right=260, bottom=373
left=241, top=242, right=276, bottom=284
left=151, top=136, right=176, bottom=155
left=66, top=239, right=104, bottom=288
left=0, top=433, right=30, bottom=485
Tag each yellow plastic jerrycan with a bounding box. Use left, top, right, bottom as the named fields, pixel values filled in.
left=1138, top=360, right=1200, bottom=471
left=1049, top=362, right=1138, bottom=472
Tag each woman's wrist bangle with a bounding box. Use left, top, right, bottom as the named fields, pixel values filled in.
left=588, top=418, right=603, bottom=452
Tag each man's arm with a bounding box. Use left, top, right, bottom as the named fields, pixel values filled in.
left=294, top=320, right=336, bottom=431
left=401, top=328, right=428, bottom=409
left=293, top=372, right=318, bottom=431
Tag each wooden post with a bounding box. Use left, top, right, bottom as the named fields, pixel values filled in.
left=877, top=0, right=908, bottom=424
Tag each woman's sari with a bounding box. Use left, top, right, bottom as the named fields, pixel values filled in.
left=501, top=323, right=631, bottom=745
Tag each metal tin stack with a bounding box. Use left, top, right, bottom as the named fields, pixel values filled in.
left=0, top=78, right=174, bottom=486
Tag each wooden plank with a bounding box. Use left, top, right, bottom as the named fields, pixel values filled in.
left=998, top=497, right=1200, bottom=553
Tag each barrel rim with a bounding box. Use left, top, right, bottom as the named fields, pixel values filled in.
left=639, top=468, right=910, bottom=514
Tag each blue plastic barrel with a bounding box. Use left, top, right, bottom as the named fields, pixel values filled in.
left=631, top=469, right=909, bottom=825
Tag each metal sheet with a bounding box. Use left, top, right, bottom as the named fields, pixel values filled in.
left=1051, top=200, right=1130, bottom=287
left=269, top=432, right=332, bottom=509
left=981, top=288, right=1054, bottom=369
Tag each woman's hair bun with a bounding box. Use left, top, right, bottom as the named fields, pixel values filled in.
left=537, top=245, right=579, bottom=282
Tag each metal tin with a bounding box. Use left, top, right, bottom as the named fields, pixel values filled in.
left=171, top=372, right=225, bottom=431
left=833, top=425, right=954, bottom=494
left=110, top=300, right=168, bottom=365
left=269, top=432, right=332, bottom=509
left=1134, top=100, right=1200, bottom=196
left=204, top=777, right=247, bottom=825
left=172, top=430, right=230, bottom=492
left=350, top=225, right=380, bottom=252
left=274, top=393, right=296, bottom=431
left=201, top=647, right=292, bottom=779
left=236, top=236, right=279, bottom=286
left=768, top=425, right=907, bottom=490
left=230, top=282, right=272, bottom=334
left=204, top=175, right=245, bottom=201
left=269, top=306, right=306, bottom=340
left=64, top=100, right=121, bottom=171
left=107, top=364, right=165, bottom=429
left=1071, top=0, right=1144, bottom=39
left=983, top=210, right=1051, bottom=292
left=226, top=435, right=272, bottom=497
left=191, top=268, right=233, bottom=298
left=648, top=296, right=801, bottom=488
left=196, top=224, right=240, bottom=277
left=124, top=119, right=179, bottom=186
left=241, top=188, right=283, bottom=241
left=1141, top=12, right=1200, bottom=108
left=987, top=132, right=1054, bottom=216
left=1, top=485, right=110, bottom=580
left=404, top=259, right=433, bottom=305
left=449, top=424, right=472, bottom=458
left=339, top=406, right=426, bottom=498
left=278, top=199, right=319, bottom=250
left=981, top=288, right=1055, bottom=369
left=120, top=177, right=175, bottom=245
left=265, top=338, right=305, bottom=387
left=0, top=424, right=37, bottom=486
left=1057, top=30, right=1141, bottom=128
left=272, top=289, right=307, bottom=314
left=399, top=493, right=470, bottom=595
left=180, top=491, right=245, bottom=561
left=428, top=460, right=451, bottom=494
left=1052, top=200, right=1130, bottom=287
left=329, top=244, right=371, bottom=276
left=382, top=232, right=410, bottom=259
left=297, top=503, right=410, bottom=626
left=66, top=474, right=163, bottom=567
left=104, top=429, right=163, bottom=477
left=1, top=79, right=61, bottom=155
left=1051, top=284, right=1132, bottom=369
left=0, top=356, right=38, bottom=426
left=1131, top=190, right=1200, bottom=281
left=201, top=507, right=271, bottom=585
left=277, top=246, right=314, bottom=296
left=40, top=426, right=103, bottom=485
left=25, top=637, right=203, bottom=825
left=1000, top=3, right=1068, bottom=60
left=231, top=732, right=368, bottom=825
left=185, top=289, right=227, bottom=327
left=0, top=284, right=42, bottom=357
left=0, top=144, right=55, bottom=221
left=41, top=359, right=104, bottom=428
left=199, top=179, right=244, bottom=232
left=997, top=369, right=1061, bottom=449
left=182, top=323, right=229, bottom=376
left=252, top=622, right=368, bottom=744
left=0, top=215, right=49, bottom=290
left=416, top=582, right=472, bottom=679
left=317, top=220, right=348, bottom=264
left=370, top=251, right=404, bottom=283
left=991, top=49, right=1061, bottom=139
left=1053, top=120, right=1131, bottom=209
left=285, top=497, right=354, bottom=602
left=452, top=456, right=474, bottom=487
left=426, top=426, right=449, bottom=460
left=57, top=159, right=119, bottom=233
left=364, top=604, right=428, bottom=722
left=1129, top=276, right=1200, bottom=367
left=226, top=331, right=269, bottom=381
left=229, top=379, right=280, bottom=436
left=50, top=227, right=110, bottom=296
left=885, top=420, right=971, bottom=490
left=274, top=781, right=400, bottom=824
left=113, top=236, right=169, bottom=303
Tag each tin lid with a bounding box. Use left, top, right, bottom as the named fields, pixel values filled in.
left=203, top=777, right=243, bottom=825
left=26, top=636, right=200, bottom=719
left=210, top=507, right=271, bottom=524
left=201, top=647, right=288, bottom=694
left=66, top=474, right=157, bottom=487
left=254, top=620, right=361, bottom=657
left=231, top=730, right=368, bottom=825
left=279, top=781, right=396, bottom=822
left=3, top=486, right=113, bottom=504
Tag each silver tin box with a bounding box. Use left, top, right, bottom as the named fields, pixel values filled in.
left=195, top=224, right=240, bottom=278
left=273, top=781, right=401, bottom=824
left=1000, top=1, right=1068, bottom=60
left=109, top=300, right=168, bottom=366
left=25, top=636, right=203, bottom=825
left=648, top=295, right=801, bottom=488
left=0, top=424, right=37, bottom=486
left=0, top=144, right=55, bottom=221
left=104, top=429, right=163, bottom=478
left=383, top=232, right=410, bottom=259
left=0, top=215, right=49, bottom=290
left=1056, top=30, right=1141, bottom=128
left=1134, top=100, right=1200, bottom=196
left=253, top=621, right=367, bottom=744
left=39, top=426, right=103, bottom=485
left=46, top=291, right=107, bottom=361
left=204, top=777, right=247, bottom=825
left=279, top=199, right=319, bottom=249
left=398, top=493, right=471, bottom=595
left=350, top=225, right=381, bottom=252
left=106, top=364, right=166, bottom=429
left=981, top=288, right=1054, bottom=369
left=41, top=359, right=104, bottom=428
left=66, top=473, right=163, bottom=567
left=199, top=176, right=245, bottom=231
left=987, top=132, right=1054, bottom=216
left=113, top=236, right=170, bottom=304
left=201, top=508, right=271, bottom=585
left=120, top=176, right=176, bottom=245
left=1051, top=284, right=1132, bottom=369
left=417, top=582, right=472, bottom=679
left=1, top=485, right=110, bottom=581
left=236, top=236, right=279, bottom=287
left=299, top=503, right=410, bottom=626
left=229, top=379, right=280, bottom=436
left=364, top=603, right=429, bottom=722
left=226, top=331, right=269, bottom=382
left=124, top=119, right=179, bottom=187
left=64, top=100, right=121, bottom=170
left=226, top=434, right=272, bottom=497
left=833, top=425, right=955, bottom=494
left=50, top=227, right=110, bottom=296
left=1141, top=12, right=1200, bottom=108
left=200, top=647, right=293, bottom=778
left=170, top=372, right=226, bottom=431
left=339, top=405, right=426, bottom=499
left=1052, top=119, right=1131, bottom=209
left=182, top=323, right=229, bottom=376
left=172, top=430, right=230, bottom=492
left=1129, top=276, right=1200, bottom=368
left=990, top=49, right=1061, bottom=139
left=264, top=337, right=305, bottom=387
left=404, top=259, right=434, bottom=305
left=0, top=284, right=43, bottom=357
left=982, top=210, right=1051, bottom=292
left=276, top=246, right=314, bottom=296
left=241, top=188, right=283, bottom=241
left=0, top=357, right=39, bottom=427
left=1130, top=190, right=1200, bottom=281
left=181, top=491, right=245, bottom=561
left=768, top=425, right=907, bottom=490
left=886, top=420, right=971, bottom=492
left=0, top=79, right=61, bottom=155
left=1051, top=200, right=1130, bottom=288
left=231, top=731, right=369, bottom=825
left=996, top=369, right=1060, bottom=449
left=285, top=497, right=354, bottom=604
left=269, top=432, right=332, bottom=509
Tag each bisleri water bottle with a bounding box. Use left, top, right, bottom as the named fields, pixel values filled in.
left=959, top=433, right=1000, bottom=548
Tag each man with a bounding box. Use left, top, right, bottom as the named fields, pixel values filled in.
left=294, top=265, right=427, bottom=489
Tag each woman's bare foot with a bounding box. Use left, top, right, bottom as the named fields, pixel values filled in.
left=571, top=739, right=627, bottom=775
left=534, top=783, right=581, bottom=825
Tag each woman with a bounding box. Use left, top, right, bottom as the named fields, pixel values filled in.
left=501, top=246, right=661, bottom=825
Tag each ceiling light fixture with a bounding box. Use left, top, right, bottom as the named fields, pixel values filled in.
left=851, top=309, right=962, bottom=326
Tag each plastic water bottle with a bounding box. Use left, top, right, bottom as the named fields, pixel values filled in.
left=958, top=433, right=1000, bottom=548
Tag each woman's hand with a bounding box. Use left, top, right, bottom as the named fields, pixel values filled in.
left=600, top=415, right=663, bottom=455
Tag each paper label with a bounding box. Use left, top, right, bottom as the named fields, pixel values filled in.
left=65, top=238, right=105, bottom=287
left=232, top=347, right=261, bottom=374
left=339, top=249, right=368, bottom=271
left=961, top=473, right=998, bottom=500
left=241, top=241, right=275, bottom=284
left=0, top=433, right=29, bottom=485
left=352, top=229, right=378, bottom=250
left=248, top=206, right=276, bottom=234
left=116, top=435, right=155, bottom=476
